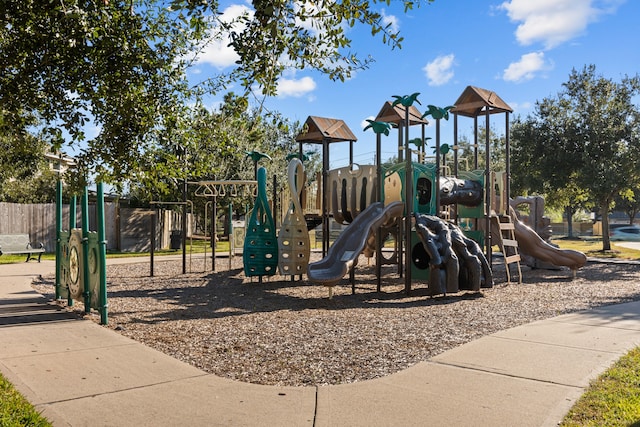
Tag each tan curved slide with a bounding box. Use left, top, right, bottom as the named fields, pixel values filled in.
left=307, top=201, right=404, bottom=289
left=509, top=208, right=587, bottom=273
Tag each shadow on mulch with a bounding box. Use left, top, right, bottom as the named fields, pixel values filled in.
left=34, top=259, right=640, bottom=326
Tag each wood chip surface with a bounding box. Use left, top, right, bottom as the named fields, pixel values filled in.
left=32, top=254, right=640, bottom=387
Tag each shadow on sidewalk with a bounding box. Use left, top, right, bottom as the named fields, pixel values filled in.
left=0, top=294, right=79, bottom=327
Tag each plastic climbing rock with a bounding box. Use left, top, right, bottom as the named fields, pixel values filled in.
left=243, top=167, right=278, bottom=278
left=414, top=213, right=493, bottom=295
left=278, top=158, right=311, bottom=276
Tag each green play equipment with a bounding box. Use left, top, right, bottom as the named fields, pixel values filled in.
left=56, top=183, right=108, bottom=325
left=243, top=166, right=278, bottom=280
left=457, top=169, right=486, bottom=245
left=364, top=119, right=393, bottom=291
left=382, top=162, right=437, bottom=216
left=245, top=150, right=272, bottom=179
left=391, top=92, right=423, bottom=293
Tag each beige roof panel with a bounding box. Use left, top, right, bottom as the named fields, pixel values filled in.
left=451, top=86, right=513, bottom=117
left=374, top=101, right=428, bottom=126
left=295, top=116, right=357, bottom=143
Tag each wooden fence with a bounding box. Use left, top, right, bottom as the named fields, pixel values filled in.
left=0, top=202, right=190, bottom=253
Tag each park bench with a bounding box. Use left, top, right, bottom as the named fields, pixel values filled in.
left=0, top=234, right=46, bottom=262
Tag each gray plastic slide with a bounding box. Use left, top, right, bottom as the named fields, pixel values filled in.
left=307, top=201, right=404, bottom=288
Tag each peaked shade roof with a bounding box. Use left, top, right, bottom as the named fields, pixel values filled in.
left=295, top=116, right=357, bottom=144
left=451, top=86, right=513, bottom=118
left=374, top=101, right=428, bottom=126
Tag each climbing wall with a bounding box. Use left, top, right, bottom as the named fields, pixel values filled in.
left=278, top=159, right=311, bottom=276
left=243, top=167, right=278, bottom=278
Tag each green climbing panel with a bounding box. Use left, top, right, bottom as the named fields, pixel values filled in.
left=244, top=167, right=278, bottom=277
left=58, top=230, right=70, bottom=299
left=457, top=169, right=485, bottom=218
left=59, top=229, right=102, bottom=308
left=457, top=169, right=485, bottom=246
left=382, top=162, right=437, bottom=215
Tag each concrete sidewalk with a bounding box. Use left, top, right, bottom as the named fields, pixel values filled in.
left=1, top=260, right=640, bottom=426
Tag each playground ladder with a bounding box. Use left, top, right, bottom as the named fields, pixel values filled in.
left=493, top=215, right=522, bottom=284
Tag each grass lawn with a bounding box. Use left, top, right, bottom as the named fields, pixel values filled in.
left=552, top=238, right=640, bottom=426
left=0, top=372, right=51, bottom=426
left=0, top=239, right=232, bottom=264
left=560, top=347, right=640, bottom=426
left=553, top=238, right=640, bottom=260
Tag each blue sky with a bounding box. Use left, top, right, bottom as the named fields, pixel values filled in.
left=190, top=0, right=638, bottom=169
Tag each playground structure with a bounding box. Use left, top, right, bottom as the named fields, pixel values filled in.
left=56, top=181, right=108, bottom=325
left=150, top=85, right=587, bottom=297
left=277, top=158, right=311, bottom=278
left=294, top=116, right=358, bottom=257
left=299, top=86, right=587, bottom=295
left=307, top=201, right=403, bottom=298
left=41, top=86, right=592, bottom=325
left=414, top=214, right=493, bottom=295
left=509, top=195, right=569, bottom=269
left=193, top=179, right=258, bottom=272
left=243, top=167, right=278, bottom=280
left=506, top=205, right=587, bottom=277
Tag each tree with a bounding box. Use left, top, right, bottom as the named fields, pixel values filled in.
left=454, top=125, right=506, bottom=172
left=125, top=93, right=313, bottom=213
left=0, top=115, right=41, bottom=184
left=479, top=124, right=506, bottom=172
left=614, top=187, right=640, bottom=225
left=1, top=0, right=434, bottom=187
left=564, top=66, right=640, bottom=249
left=510, top=65, right=640, bottom=249
left=511, top=111, right=590, bottom=237
left=1, top=0, right=206, bottom=182
left=0, top=169, right=59, bottom=203
left=452, top=135, right=476, bottom=172
left=0, top=112, right=62, bottom=203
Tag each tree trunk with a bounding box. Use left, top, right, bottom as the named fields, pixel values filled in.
left=601, top=198, right=611, bottom=251
left=565, top=205, right=574, bottom=238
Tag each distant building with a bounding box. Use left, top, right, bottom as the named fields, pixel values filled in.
left=44, top=152, right=76, bottom=175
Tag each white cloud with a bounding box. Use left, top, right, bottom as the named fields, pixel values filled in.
left=381, top=10, right=400, bottom=34
left=277, top=76, right=317, bottom=98
left=503, top=51, right=551, bottom=82
left=508, top=101, right=533, bottom=112
left=361, top=116, right=375, bottom=131
left=423, top=54, right=455, bottom=86
left=294, top=2, right=326, bottom=36
left=499, top=0, right=622, bottom=49
left=196, top=4, right=253, bottom=69
left=85, top=124, right=102, bottom=140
